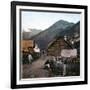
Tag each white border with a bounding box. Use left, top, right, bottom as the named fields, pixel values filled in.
left=16, top=5, right=85, bottom=85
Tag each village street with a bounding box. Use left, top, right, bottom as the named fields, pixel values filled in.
left=22, top=55, right=51, bottom=78
left=22, top=54, right=80, bottom=78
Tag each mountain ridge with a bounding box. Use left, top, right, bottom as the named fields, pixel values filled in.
left=31, top=20, right=76, bottom=50
left=22, top=28, right=42, bottom=40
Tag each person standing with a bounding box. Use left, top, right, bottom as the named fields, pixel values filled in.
left=28, top=54, right=33, bottom=64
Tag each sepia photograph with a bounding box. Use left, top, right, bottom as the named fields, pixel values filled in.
left=21, top=10, right=80, bottom=78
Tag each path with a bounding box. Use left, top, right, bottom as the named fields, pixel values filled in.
left=22, top=56, right=50, bottom=78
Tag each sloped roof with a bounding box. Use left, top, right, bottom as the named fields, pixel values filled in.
left=21, top=40, right=35, bottom=52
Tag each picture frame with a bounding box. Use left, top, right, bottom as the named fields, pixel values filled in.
left=11, top=1, right=88, bottom=89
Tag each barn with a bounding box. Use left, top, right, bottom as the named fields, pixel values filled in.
left=47, top=37, right=73, bottom=57
left=21, top=40, right=35, bottom=54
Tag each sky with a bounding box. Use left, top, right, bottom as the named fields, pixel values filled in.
left=21, top=11, right=80, bottom=31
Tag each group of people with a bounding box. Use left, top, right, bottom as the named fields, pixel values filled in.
left=44, top=56, right=65, bottom=76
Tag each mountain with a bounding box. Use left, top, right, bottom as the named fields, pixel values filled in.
left=60, top=21, right=80, bottom=37
left=31, top=20, right=75, bottom=50
left=47, top=20, right=74, bottom=30
left=22, top=28, right=42, bottom=39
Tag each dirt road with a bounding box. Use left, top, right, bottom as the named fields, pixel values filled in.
left=22, top=56, right=50, bottom=78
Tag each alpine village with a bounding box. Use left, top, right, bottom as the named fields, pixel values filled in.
left=21, top=20, right=80, bottom=78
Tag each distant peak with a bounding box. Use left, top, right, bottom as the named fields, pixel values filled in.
left=48, top=19, right=74, bottom=30
left=56, top=20, right=74, bottom=24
